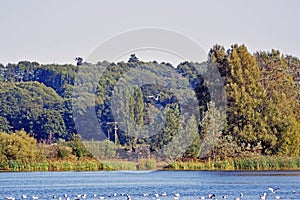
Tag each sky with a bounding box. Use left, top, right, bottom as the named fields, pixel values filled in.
left=0, top=0, right=299, bottom=66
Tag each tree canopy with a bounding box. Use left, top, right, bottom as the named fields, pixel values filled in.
left=0, top=45, right=299, bottom=160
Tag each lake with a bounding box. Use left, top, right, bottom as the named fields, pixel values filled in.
left=0, top=171, right=299, bottom=200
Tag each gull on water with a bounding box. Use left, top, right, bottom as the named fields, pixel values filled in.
left=260, top=192, right=266, bottom=200
left=268, top=187, right=279, bottom=194
left=161, top=192, right=167, bottom=196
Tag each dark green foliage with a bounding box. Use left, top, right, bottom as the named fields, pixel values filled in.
left=67, top=135, right=91, bottom=158
left=152, top=103, right=182, bottom=152
left=0, top=82, right=67, bottom=142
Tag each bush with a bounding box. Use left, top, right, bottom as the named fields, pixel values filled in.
left=0, top=130, right=37, bottom=168
left=138, top=158, right=157, bottom=170
left=56, top=145, right=72, bottom=158
left=83, top=140, right=117, bottom=159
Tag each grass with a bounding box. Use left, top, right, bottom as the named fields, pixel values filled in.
left=165, top=156, right=300, bottom=170
left=137, top=158, right=157, bottom=170
left=0, top=159, right=103, bottom=172
left=1, top=156, right=299, bottom=172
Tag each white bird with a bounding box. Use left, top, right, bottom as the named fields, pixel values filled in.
left=22, top=195, right=27, bottom=199
left=154, top=193, right=159, bottom=198
left=32, top=196, right=39, bottom=200
left=99, top=197, right=104, bottom=200
left=127, top=195, right=131, bottom=200
left=108, top=193, right=116, bottom=198
left=260, top=193, right=266, bottom=200
left=4, top=197, right=15, bottom=200
left=148, top=95, right=159, bottom=101
left=269, top=187, right=279, bottom=194
left=233, top=198, right=240, bottom=200
left=161, top=192, right=167, bottom=196
left=274, top=196, right=280, bottom=199
left=64, top=194, right=68, bottom=198
left=222, top=195, right=227, bottom=199
left=174, top=197, right=179, bottom=200
left=240, top=192, right=244, bottom=197
left=174, top=193, right=180, bottom=197
left=208, top=194, right=215, bottom=199
left=199, top=196, right=205, bottom=199
left=93, top=194, right=97, bottom=198
left=142, top=193, right=149, bottom=197
left=81, top=194, right=87, bottom=199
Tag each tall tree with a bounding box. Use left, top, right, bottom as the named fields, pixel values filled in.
left=256, top=50, right=300, bottom=155
left=129, top=87, right=144, bottom=148
left=151, top=103, right=183, bottom=160
left=183, top=115, right=200, bottom=159
left=209, top=44, right=274, bottom=154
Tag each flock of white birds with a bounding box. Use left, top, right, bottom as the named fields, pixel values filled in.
left=3, top=187, right=298, bottom=200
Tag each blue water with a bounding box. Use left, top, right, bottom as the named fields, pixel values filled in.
left=0, top=171, right=299, bottom=200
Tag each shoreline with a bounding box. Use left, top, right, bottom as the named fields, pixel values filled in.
left=1, top=156, right=299, bottom=172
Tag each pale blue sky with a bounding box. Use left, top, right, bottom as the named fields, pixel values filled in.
left=0, top=0, right=299, bottom=65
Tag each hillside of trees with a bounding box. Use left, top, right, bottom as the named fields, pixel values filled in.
left=0, top=44, right=299, bottom=166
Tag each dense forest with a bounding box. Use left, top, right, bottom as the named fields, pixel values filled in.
left=0, top=44, right=299, bottom=169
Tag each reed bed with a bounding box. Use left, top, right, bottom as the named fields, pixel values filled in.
left=1, top=156, right=299, bottom=172
left=166, top=156, right=300, bottom=170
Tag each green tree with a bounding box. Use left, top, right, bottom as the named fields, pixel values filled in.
left=256, top=50, right=300, bottom=155
left=128, top=87, right=144, bottom=148
left=0, top=130, right=37, bottom=169
left=0, top=82, right=67, bottom=141
left=162, top=104, right=182, bottom=147
left=199, top=101, right=225, bottom=158
left=68, top=134, right=91, bottom=158
left=36, top=110, right=67, bottom=143
left=152, top=103, right=183, bottom=160
left=209, top=44, right=274, bottom=153
left=184, top=115, right=200, bottom=159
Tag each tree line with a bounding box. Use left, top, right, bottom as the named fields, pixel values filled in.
left=0, top=44, right=299, bottom=163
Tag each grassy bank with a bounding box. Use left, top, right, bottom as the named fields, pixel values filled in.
left=0, top=159, right=102, bottom=172
left=166, top=156, right=300, bottom=170
left=0, top=158, right=158, bottom=172
left=1, top=156, right=299, bottom=172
